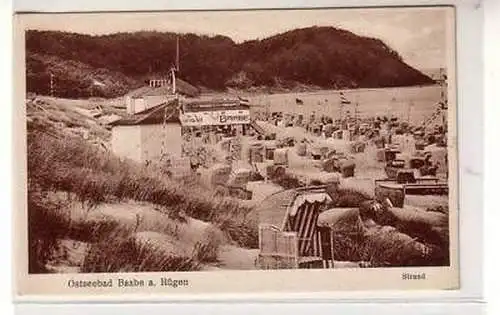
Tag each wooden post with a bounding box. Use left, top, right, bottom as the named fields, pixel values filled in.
left=49, top=73, right=54, bottom=96
left=312, top=229, right=318, bottom=258
left=259, top=225, right=264, bottom=265
left=318, top=230, right=326, bottom=268
left=293, top=233, right=299, bottom=269
left=171, top=68, right=176, bottom=94
left=330, top=229, right=335, bottom=269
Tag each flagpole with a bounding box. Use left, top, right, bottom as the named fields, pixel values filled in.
left=407, top=101, right=413, bottom=124
left=354, top=94, right=359, bottom=123
left=176, top=36, right=180, bottom=72
left=49, top=73, right=54, bottom=97
left=339, top=92, right=343, bottom=128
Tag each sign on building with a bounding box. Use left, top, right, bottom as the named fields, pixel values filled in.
left=180, top=109, right=251, bottom=126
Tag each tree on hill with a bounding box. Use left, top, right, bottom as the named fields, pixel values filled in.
left=25, top=27, right=434, bottom=98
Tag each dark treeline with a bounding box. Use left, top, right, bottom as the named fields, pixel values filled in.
left=25, top=27, right=434, bottom=98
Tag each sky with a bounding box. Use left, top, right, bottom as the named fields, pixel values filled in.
left=19, top=7, right=454, bottom=70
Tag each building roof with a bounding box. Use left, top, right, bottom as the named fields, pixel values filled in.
left=126, top=78, right=200, bottom=99
left=110, top=99, right=180, bottom=126
left=127, top=85, right=172, bottom=98
left=183, top=99, right=250, bottom=112
left=176, top=78, right=201, bottom=97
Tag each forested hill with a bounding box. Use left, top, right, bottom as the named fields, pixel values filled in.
left=25, top=27, right=434, bottom=98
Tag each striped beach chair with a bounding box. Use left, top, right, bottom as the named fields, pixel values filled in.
left=257, top=186, right=332, bottom=269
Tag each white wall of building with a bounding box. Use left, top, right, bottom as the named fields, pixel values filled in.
left=125, top=96, right=133, bottom=114
left=133, top=98, right=146, bottom=114
left=144, top=95, right=167, bottom=109
left=111, top=125, right=142, bottom=162
left=126, top=96, right=168, bottom=115
left=112, top=123, right=182, bottom=164
left=140, top=123, right=182, bottom=162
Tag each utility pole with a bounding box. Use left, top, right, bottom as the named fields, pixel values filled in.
left=161, top=36, right=181, bottom=165
left=49, top=73, right=54, bottom=97
left=176, top=35, right=180, bottom=72
left=354, top=94, right=359, bottom=123
left=389, top=97, right=396, bottom=119
left=407, top=101, right=413, bottom=124
left=339, top=99, right=343, bottom=128
left=171, top=67, right=176, bottom=94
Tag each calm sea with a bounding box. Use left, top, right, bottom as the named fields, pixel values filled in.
left=247, top=84, right=446, bottom=125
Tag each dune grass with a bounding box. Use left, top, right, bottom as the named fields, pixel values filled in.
left=318, top=188, right=448, bottom=267
left=28, top=189, right=71, bottom=273
left=27, top=126, right=449, bottom=271
left=28, top=130, right=259, bottom=273
left=327, top=187, right=372, bottom=208
left=330, top=230, right=447, bottom=267
left=81, top=235, right=202, bottom=273
left=27, top=97, right=117, bottom=143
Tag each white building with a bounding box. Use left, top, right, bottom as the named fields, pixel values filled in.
left=125, top=85, right=174, bottom=115
left=125, top=78, right=200, bottom=115
left=111, top=96, right=251, bottom=165
left=110, top=99, right=182, bottom=163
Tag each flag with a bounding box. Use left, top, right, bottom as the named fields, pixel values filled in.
left=238, top=96, right=250, bottom=105
left=340, top=92, right=351, bottom=105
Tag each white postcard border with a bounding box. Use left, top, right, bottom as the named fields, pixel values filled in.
left=11, top=0, right=483, bottom=304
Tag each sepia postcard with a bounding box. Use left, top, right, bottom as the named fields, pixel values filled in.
left=13, top=6, right=459, bottom=298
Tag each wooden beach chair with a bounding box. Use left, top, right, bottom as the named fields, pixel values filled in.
left=257, top=186, right=332, bottom=269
